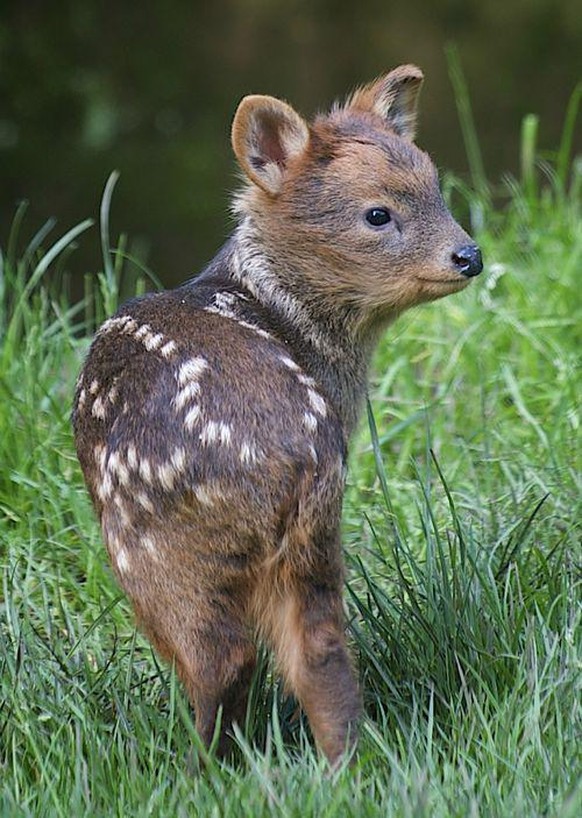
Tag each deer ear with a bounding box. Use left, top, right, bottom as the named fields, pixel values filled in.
left=231, top=95, right=310, bottom=195
left=347, top=64, right=424, bottom=140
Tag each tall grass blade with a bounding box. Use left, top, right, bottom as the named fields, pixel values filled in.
left=5, top=199, right=28, bottom=270
left=99, top=170, right=121, bottom=316
left=366, top=397, right=393, bottom=513
left=25, top=219, right=94, bottom=299
left=446, top=44, right=490, bottom=208
left=557, top=81, right=582, bottom=189
left=520, top=114, right=539, bottom=202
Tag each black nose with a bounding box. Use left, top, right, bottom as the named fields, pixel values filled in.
left=452, top=244, right=483, bottom=278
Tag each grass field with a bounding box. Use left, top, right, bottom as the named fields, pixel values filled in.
left=1, top=102, right=581, bottom=815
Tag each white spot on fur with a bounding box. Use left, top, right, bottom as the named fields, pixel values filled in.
left=107, top=383, right=119, bottom=404
left=122, top=317, right=138, bottom=334
left=308, top=444, right=318, bottom=465
left=303, top=412, right=318, bottom=433
left=160, top=340, right=177, bottom=358
left=94, top=444, right=107, bottom=473
left=279, top=355, right=300, bottom=372
left=144, top=332, right=164, bottom=351
left=200, top=421, right=232, bottom=446
left=78, top=388, right=86, bottom=410
left=133, top=323, right=152, bottom=341
left=116, top=548, right=130, bottom=574
left=97, top=471, right=113, bottom=501
left=215, top=292, right=236, bottom=310
left=200, top=421, right=218, bottom=445
left=158, top=462, right=176, bottom=491
left=126, top=444, right=138, bottom=470
left=89, top=379, right=100, bottom=395
left=99, top=315, right=138, bottom=337
left=177, top=357, right=209, bottom=387
left=113, top=493, right=132, bottom=527
left=204, top=292, right=238, bottom=320
left=236, top=319, right=272, bottom=340
left=239, top=440, right=260, bottom=465
left=204, top=305, right=233, bottom=320
left=194, top=483, right=224, bottom=507
left=297, top=373, right=316, bottom=388
left=184, top=404, right=201, bottom=431
left=92, top=394, right=106, bottom=420
left=116, top=460, right=130, bottom=486
left=139, top=458, right=153, bottom=485
left=142, top=534, right=158, bottom=557
left=171, top=446, right=187, bottom=473
left=153, top=450, right=187, bottom=490
left=136, top=492, right=154, bottom=513
left=205, top=291, right=272, bottom=340
left=307, top=388, right=327, bottom=417
left=107, top=450, right=121, bottom=474
left=99, top=316, right=123, bottom=334
left=105, top=531, right=120, bottom=554
left=98, top=317, right=116, bottom=334
left=218, top=422, right=232, bottom=445
left=174, top=381, right=201, bottom=411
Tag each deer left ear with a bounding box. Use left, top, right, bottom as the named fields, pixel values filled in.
left=347, top=64, right=424, bottom=140
left=231, top=95, right=310, bottom=195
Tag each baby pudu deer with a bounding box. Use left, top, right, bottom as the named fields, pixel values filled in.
left=73, top=64, right=482, bottom=767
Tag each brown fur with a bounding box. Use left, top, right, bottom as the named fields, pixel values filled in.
left=72, top=65, right=482, bottom=768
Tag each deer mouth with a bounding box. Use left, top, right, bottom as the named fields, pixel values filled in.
left=416, top=276, right=469, bottom=287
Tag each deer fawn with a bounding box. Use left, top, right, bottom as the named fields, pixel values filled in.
left=73, top=64, right=482, bottom=767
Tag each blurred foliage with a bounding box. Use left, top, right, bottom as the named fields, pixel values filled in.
left=0, top=0, right=580, bottom=287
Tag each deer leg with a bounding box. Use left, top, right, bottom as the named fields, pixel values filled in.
left=268, top=580, right=361, bottom=767
left=135, top=594, right=256, bottom=759
left=181, top=635, right=257, bottom=758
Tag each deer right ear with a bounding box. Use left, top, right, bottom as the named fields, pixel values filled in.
left=347, top=64, right=424, bottom=140
left=231, top=95, right=310, bottom=195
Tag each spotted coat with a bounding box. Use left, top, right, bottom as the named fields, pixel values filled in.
left=73, top=278, right=346, bottom=581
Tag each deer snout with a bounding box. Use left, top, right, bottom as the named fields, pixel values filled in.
left=451, top=244, right=483, bottom=278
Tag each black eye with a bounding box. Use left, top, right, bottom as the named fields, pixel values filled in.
left=365, top=207, right=392, bottom=227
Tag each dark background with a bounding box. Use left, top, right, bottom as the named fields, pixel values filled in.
left=1, top=0, right=580, bottom=287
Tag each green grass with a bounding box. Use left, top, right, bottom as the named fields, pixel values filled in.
left=1, top=108, right=581, bottom=815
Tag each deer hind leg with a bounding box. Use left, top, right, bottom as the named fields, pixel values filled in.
left=179, top=621, right=257, bottom=758
left=266, top=580, right=362, bottom=767
left=108, top=516, right=258, bottom=760
left=136, top=594, right=257, bottom=758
